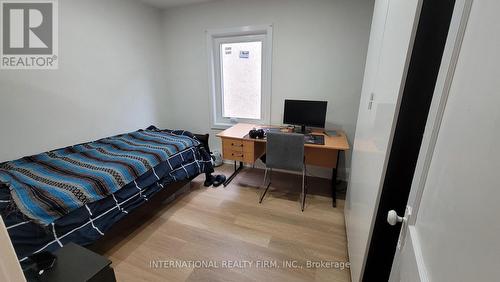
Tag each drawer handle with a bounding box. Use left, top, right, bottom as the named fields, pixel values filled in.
left=231, top=143, right=244, bottom=147
left=231, top=153, right=244, bottom=157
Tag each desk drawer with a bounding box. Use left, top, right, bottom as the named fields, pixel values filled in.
left=224, top=151, right=246, bottom=162
left=222, top=139, right=255, bottom=163
left=223, top=140, right=245, bottom=152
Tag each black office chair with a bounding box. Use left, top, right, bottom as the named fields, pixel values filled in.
left=259, top=132, right=307, bottom=211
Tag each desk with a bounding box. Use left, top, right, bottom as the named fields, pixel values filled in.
left=216, top=123, right=350, bottom=207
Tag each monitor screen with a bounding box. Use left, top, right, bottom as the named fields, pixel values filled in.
left=283, top=100, right=328, bottom=128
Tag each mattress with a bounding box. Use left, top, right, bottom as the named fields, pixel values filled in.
left=0, top=128, right=213, bottom=262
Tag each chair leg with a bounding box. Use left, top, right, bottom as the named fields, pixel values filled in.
left=304, top=169, right=309, bottom=194
left=261, top=168, right=268, bottom=187
left=259, top=168, right=272, bottom=204
left=301, top=167, right=306, bottom=212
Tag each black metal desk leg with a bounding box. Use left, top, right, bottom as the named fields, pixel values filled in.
left=331, top=151, right=340, bottom=207
left=223, top=161, right=243, bottom=187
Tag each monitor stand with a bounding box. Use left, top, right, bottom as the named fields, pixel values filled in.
left=294, top=125, right=311, bottom=134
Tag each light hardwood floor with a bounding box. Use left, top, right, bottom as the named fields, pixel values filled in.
left=93, top=164, right=351, bottom=282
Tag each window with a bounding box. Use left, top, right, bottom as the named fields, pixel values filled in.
left=221, top=41, right=262, bottom=119
left=207, top=25, right=273, bottom=129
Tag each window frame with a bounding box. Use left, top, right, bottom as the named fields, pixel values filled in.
left=207, top=25, right=273, bottom=129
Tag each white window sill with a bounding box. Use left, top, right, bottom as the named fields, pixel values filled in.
left=211, top=123, right=234, bottom=130
left=211, top=121, right=268, bottom=131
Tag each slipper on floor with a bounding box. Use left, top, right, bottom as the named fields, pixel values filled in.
left=204, top=175, right=215, bottom=187
left=212, top=175, right=226, bottom=187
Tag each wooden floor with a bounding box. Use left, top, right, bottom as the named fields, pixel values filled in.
left=92, top=164, right=351, bottom=282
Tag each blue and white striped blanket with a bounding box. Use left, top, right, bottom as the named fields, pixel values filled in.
left=0, top=129, right=206, bottom=225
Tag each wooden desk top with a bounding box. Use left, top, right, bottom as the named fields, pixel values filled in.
left=216, top=123, right=350, bottom=151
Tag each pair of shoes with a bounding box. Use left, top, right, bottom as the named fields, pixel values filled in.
left=204, top=174, right=226, bottom=187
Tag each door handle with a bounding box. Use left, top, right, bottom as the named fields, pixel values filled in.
left=387, top=210, right=404, bottom=226
left=387, top=207, right=412, bottom=250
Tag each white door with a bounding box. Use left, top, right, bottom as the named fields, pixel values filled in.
left=344, top=0, right=422, bottom=281
left=390, top=0, right=500, bottom=281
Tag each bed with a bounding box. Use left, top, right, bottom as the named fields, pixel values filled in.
left=0, top=127, right=213, bottom=263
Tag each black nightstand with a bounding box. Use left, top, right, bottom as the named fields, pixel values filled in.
left=28, top=243, right=116, bottom=282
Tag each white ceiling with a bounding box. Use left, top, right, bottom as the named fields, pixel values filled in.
left=140, top=0, right=217, bottom=9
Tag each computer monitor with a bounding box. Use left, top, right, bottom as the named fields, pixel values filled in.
left=283, top=99, right=328, bottom=133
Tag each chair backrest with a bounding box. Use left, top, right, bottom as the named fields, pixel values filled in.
left=265, top=132, right=305, bottom=172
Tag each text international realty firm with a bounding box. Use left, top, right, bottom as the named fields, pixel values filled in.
left=150, top=260, right=351, bottom=270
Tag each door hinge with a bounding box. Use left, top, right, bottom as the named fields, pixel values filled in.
left=368, top=92, right=375, bottom=110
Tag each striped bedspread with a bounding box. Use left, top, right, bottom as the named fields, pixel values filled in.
left=0, top=129, right=204, bottom=225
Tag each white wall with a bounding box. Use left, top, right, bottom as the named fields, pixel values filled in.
left=160, top=0, right=374, bottom=179
left=0, top=0, right=165, bottom=162
left=0, top=0, right=374, bottom=179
